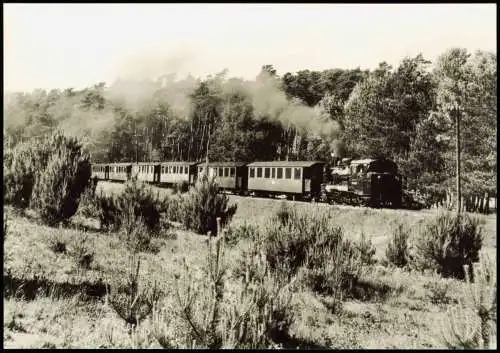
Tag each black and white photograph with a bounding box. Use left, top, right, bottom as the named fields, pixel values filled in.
left=3, top=3, right=497, bottom=349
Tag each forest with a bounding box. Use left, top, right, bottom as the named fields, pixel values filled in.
left=3, top=47, right=496, bottom=207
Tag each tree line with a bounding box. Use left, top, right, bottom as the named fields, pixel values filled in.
left=3, top=47, right=496, bottom=208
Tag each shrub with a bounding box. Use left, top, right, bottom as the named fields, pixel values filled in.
left=180, top=175, right=237, bottom=235
left=263, top=207, right=342, bottom=278
left=106, top=254, right=161, bottom=328
left=439, top=253, right=497, bottom=348
left=224, top=222, right=260, bottom=247
left=156, top=218, right=295, bottom=349
left=30, top=131, right=92, bottom=226
left=424, top=276, right=452, bottom=305
left=173, top=181, right=190, bottom=194
left=385, top=223, right=411, bottom=268
left=76, top=177, right=99, bottom=218
left=96, top=178, right=165, bottom=234
left=120, top=208, right=156, bottom=254
left=3, top=141, right=39, bottom=209
left=300, top=238, right=362, bottom=310
left=354, top=232, right=376, bottom=266
left=274, top=202, right=293, bottom=226
left=48, top=232, right=68, bottom=254
left=68, top=232, right=95, bottom=270
left=261, top=207, right=363, bottom=300
left=413, top=212, right=483, bottom=280
left=162, top=195, right=184, bottom=223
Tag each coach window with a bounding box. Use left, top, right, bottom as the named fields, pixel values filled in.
left=249, top=167, right=255, bottom=178
left=264, top=167, right=270, bottom=178
left=257, top=167, right=262, bottom=178
left=230, top=167, right=235, bottom=177
left=285, top=168, right=292, bottom=179
left=223, top=167, right=227, bottom=177
left=294, top=168, right=301, bottom=180
left=277, top=167, right=283, bottom=179
left=218, top=167, right=223, bottom=177
left=271, top=167, right=276, bottom=178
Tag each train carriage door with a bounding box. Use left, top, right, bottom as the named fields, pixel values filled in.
left=154, top=165, right=160, bottom=183
left=303, top=167, right=311, bottom=194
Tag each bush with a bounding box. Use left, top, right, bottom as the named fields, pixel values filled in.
left=162, top=195, right=184, bottom=223
left=354, top=232, right=376, bottom=266
left=179, top=175, right=237, bottom=235
left=173, top=181, right=190, bottom=194
left=439, top=253, right=497, bottom=348
left=106, top=254, right=161, bottom=327
left=261, top=207, right=363, bottom=301
left=47, top=231, right=68, bottom=254
left=300, top=238, right=362, bottom=309
left=94, top=191, right=122, bottom=230
left=26, top=131, right=92, bottom=226
left=413, top=212, right=483, bottom=280
left=424, top=277, right=452, bottom=305
left=3, top=141, right=39, bottom=209
left=224, top=222, right=260, bottom=247
left=385, top=223, right=411, bottom=268
left=120, top=209, right=157, bottom=254
left=96, top=178, right=165, bottom=234
left=157, top=219, right=295, bottom=349
left=76, top=177, right=99, bottom=218
left=68, top=232, right=95, bottom=270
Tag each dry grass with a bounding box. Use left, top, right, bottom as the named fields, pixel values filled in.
left=3, top=181, right=497, bottom=348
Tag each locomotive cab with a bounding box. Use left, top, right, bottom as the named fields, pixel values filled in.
left=349, top=158, right=402, bottom=208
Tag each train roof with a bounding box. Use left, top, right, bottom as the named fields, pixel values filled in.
left=107, top=162, right=133, bottom=166
left=159, top=161, right=199, bottom=166
left=134, top=162, right=161, bottom=165
left=196, top=162, right=247, bottom=167
left=247, top=161, right=325, bottom=168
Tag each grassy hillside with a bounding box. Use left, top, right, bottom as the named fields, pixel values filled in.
left=3, top=181, right=497, bottom=348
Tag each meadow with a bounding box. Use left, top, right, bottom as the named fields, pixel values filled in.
left=3, top=181, right=497, bottom=349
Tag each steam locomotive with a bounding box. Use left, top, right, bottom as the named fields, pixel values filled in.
left=91, top=157, right=403, bottom=208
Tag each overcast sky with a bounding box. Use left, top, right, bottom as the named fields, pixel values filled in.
left=4, top=3, right=497, bottom=92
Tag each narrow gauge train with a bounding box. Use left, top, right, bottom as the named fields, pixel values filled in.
left=91, top=157, right=403, bottom=208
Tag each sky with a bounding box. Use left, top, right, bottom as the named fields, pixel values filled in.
left=4, top=3, right=497, bottom=93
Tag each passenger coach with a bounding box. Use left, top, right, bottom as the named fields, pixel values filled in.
left=92, top=163, right=109, bottom=180
left=133, top=162, right=160, bottom=183
left=109, top=163, right=132, bottom=181
left=247, top=161, right=325, bottom=200
left=160, top=161, right=198, bottom=186
left=196, top=162, right=248, bottom=194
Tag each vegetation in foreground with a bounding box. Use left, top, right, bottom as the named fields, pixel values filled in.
left=3, top=177, right=497, bottom=348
